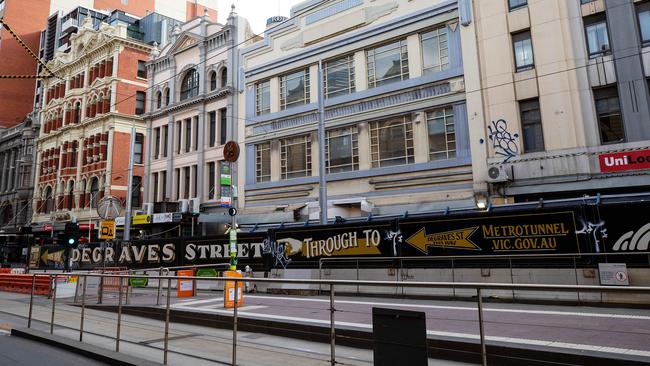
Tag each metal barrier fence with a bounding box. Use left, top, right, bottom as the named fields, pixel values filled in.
left=25, top=273, right=650, bottom=366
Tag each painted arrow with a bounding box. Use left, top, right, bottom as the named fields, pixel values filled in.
left=405, top=227, right=481, bottom=253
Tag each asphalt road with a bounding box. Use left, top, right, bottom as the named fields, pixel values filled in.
left=0, top=330, right=108, bottom=366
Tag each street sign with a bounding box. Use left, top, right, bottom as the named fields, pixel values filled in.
left=223, top=141, right=240, bottom=162
left=598, top=263, right=629, bottom=286
left=99, top=220, right=116, bottom=240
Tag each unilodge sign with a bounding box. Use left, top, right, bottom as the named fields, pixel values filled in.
left=599, top=149, right=650, bottom=173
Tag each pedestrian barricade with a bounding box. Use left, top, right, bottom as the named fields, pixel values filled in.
left=95, top=267, right=128, bottom=294
left=0, top=274, right=51, bottom=296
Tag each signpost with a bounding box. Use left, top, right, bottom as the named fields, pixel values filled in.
left=223, top=141, right=240, bottom=271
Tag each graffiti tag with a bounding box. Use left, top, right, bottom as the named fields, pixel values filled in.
left=262, top=238, right=292, bottom=269
left=488, top=119, right=519, bottom=162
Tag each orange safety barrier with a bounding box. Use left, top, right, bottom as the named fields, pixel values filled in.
left=224, top=270, right=243, bottom=308
left=0, top=269, right=11, bottom=274
left=177, top=269, right=195, bottom=298
left=96, top=267, right=128, bottom=293
left=0, top=274, right=52, bottom=296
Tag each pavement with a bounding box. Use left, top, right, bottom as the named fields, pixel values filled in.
left=0, top=291, right=474, bottom=366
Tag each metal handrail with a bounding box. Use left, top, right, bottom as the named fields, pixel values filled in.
left=28, top=272, right=650, bottom=366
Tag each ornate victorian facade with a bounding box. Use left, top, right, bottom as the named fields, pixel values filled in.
left=31, top=17, right=151, bottom=235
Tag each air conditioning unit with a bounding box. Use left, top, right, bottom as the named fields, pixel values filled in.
left=487, top=165, right=511, bottom=183
left=178, top=199, right=189, bottom=213
left=189, top=198, right=201, bottom=214
left=143, top=203, right=153, bottom=215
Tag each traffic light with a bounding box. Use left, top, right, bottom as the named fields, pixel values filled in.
left=64, top=222, right=80, bottom=246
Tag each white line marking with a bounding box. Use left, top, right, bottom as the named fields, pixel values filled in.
left=242, top=295, right=650, bottom=320
left=173, top=298, right=223, bottom=307
left=0, top=329, right=9, bottom=335
left=170, top=305, right=650, bottom=356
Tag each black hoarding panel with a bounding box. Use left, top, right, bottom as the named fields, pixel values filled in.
left=399, top=210, right=581, bottom=256
left=182, top=233, right=269, bottom=270
left=266, top=221, right=397, bottom=268
left=596, top=202, right=650, bottom=264
left=372, top=307, right=427, bottom=366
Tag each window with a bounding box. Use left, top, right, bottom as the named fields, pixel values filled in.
left=137, top=60, right=147, bottom=78
left=90, top=178, right=99, bottom=208
left=219, top=108, right=227, bottom=145
left=370, top=116, right=414, bottom=168
left=512, top=31, right=534, bottom=71
left=180, top=69, right=199, bottom=100
left=131, top=176, right=141, bottom=207
left=326, top=127, right=358, bottom=173
left=174, top=168, right=180, bottom=199
left=594, top=86, right=624, bottom=143
left=280, top=69, right=310, bottom=110
left=581, top=0, right=596, bottom=4
left=221, top=67, right=227, bottom=87
left=256, top=142, right=271, bottom=183
left=156, top=92, right=162, bottom=109
left=366, top=39, right=409, bottom=88
left=44, top=186, right=53, bottom=213
left=209, top=111, right=216, bottom=147
left=67, top=181, right=74, bottom=210
left=176, top=121, right=182, bottom=154
left=421, top=26, right=449, bottom=74
left=154, top=127, right=160, bottom=158
left=256, top=80, right=270, bottom=116
left=208, top=162, right=215, bottom=199
left=325, top=55, right=355, bottom=98
left=585, top=17, right=610, bottom=57
left=135, top=91, right=145, bottom=115
left=161, top=171, right=167, bottom=200
left=427, top=107, right=456, bottom=160
left=193, top=165, right=197, bottom=198
left=210, top=71, right=217, bottom=91
left=183, top=166, right=190, bottom=199
left=134, top=133, right=143, bottom=164
left=637, top=3, right=650, bottom=44
left=164, top=88, right=170, bottom=106
left=194, top=117, right=199, bottom=153
left=281, top=135, right=311, bottom=179
left=74, top=102, right=81, bottom=123
left=509, top=0, right=527, bottom=11
left=153, top=172, right=159, bottom=202
left=162, top=125, right=168, bottom=157
left=519, top=99, right=545, bottom=152
left=185, top=119, right=191, bottom=152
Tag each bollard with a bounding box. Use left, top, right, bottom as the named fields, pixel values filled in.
left=50, top=275, right=57, bottom=334
left=477, top=288, right=487, bottom=366
left=28, top=275, right=35, bottom=328
left=116, top=276, right=124, bottom=352
left=232, top=279, right=238, bottom=366
left=163, top=278, right=171, bottom=365
left=80, top=275, right=87, bottom=342
left=156, top=268, right=163, bottom=306
left=98, top=275, right=104, bottom=304
left=330, top=283, right=336, bottom=366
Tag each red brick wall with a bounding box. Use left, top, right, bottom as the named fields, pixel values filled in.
left=110, top=131, right=145, bottom=203
left=115, top=47, right=149, bottom=114
left=93, top=0, right=155, bottom=17
left=186, top=1, right=218, bottom=22
left=0, top=0, right=50, bottom=127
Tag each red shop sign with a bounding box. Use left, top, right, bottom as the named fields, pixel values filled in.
left=599, top=149, right=650, bottom=173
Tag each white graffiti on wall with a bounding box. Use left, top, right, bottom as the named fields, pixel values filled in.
left=575, top=219, right=607, bottom=253
left=384, top=230, right=402, bottom=256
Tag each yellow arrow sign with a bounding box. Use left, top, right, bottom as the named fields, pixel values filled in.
left=406, top=227, right=481, bottom=253
left=40, top=249, right=65, bottom=264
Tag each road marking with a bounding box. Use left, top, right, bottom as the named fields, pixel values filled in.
left=0, top=329, right=9, bottom=336
left=242, top=295, right=650, bottom=320
left=173, top=298, right=224, bottom=307
left=170, top=305, right=650, bottom=357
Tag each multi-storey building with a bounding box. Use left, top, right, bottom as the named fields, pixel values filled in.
left=30, top=16, right=152, bottom=240
left=143, top=8, right=252, bottom=235
left=0, top=0, right=217, bottom=129
left=467, top=0, right=650, bottom=203
left=238, top=0, right=478, bottom=222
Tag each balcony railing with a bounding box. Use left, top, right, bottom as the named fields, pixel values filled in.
left=60, top=18, right=79, bottom=32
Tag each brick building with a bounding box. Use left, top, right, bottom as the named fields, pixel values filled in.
left=31, top=17, right=152, bottom=239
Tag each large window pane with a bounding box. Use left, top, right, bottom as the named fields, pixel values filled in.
left=180, top=69, right=199, bottom=100
left=256, top=142, right=271, bottom=183
left=421, top=26, right=449, bottom=74
left=281, top=135, right=312, bottom=179
left=367, top=40, right=409, bottom=88
left=509, top=0, right=527, bottom=11
left=134, top=133, right=143, bottom=164
left=513, top=31, right=534, bottom=71
left=280, top=69, right=310, bottom=110
left=638, top=7, right=650, bottom=43
left=585, top=20, right=610, bottom=57
left=427, top=106, right=456, bottom=160
left=325, top=56, right=355, bottom=98
left=209, top=111, right=216, bottom=147
left=519, top=99, right=545, bottom=152
left=326, top=127, right=358, bottom=173
left=256, top=80, right=270, bottom=116
left=594, top=87, right=624, bottom=143
left=370, top=116, right=414, bottom=168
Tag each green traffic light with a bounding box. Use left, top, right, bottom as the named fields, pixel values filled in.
left=68, top=238, right=75, bottom=245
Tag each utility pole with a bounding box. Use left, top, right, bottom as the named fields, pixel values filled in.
left=123, top=127, right=136, bottom=240
left=317, top=60, right=328, bottom=225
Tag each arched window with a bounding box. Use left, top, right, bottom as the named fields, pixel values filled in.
left=90, top=177, right=99, bottom=208
left=66, top=181, right=74, bottom=210
left=220, top=67, right=227, bottom=87
left=180, top=69, right=199, bottom=100
left=156, top=92, right=162, bottom=109
left=210, top=71, right=217, bottom=91
left=44, top=186, right=53, bottom=213
left=164, top=88, right=170, bottom=106
left=80, top=179, right=87, bottom=208
left=74, top=102, right=81, bottom=124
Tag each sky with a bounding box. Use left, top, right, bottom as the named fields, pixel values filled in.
left=217, top=0, right=306, bottom=35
